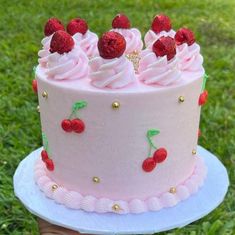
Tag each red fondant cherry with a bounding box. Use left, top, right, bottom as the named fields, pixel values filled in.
left=198, top=90, right=208, bottom=106
left=153, top=148, right=168, bottom=163
left=45, top=159, right=54, bottom=171
left=71, top=118, right=85, bottom=133
left=61, top=119, right=73, bottom=132
left=41, top=150, right=49, bottom=162
left=32, top=79, right=38, bottom=94
left=142, top=157, right=156, bottom=172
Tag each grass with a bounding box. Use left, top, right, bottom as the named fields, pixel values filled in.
left=0, top=0, right=235, bottom=234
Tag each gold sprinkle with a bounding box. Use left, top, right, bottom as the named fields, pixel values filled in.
left=42, top=91, right=48, bottom=98
left=51, top=184, right=58, bottom=191
left=37, top=105, right=40, bottom=112
left=92, top=176, right=100, bottom=183
left=112, top=204, right=121, bottom=211
left=192, top=149, right=197, bottom=155
left=126, top=50, right=140, bottom=72
left=178, top=96, right=185, bottom=103
left=112, top=101, right=120, bottom=110
left=169, top=187, right=177, bottom=194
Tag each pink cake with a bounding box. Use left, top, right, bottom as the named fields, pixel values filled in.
left=33, top=14, right=208, bottom=214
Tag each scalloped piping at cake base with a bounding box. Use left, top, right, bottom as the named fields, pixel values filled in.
left=34, top=157, right=207, bottom=214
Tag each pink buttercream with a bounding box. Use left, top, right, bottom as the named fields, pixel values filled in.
left=38, top=35, right=53, bottom=67
left=72, top=30, right=99, bottom=58
left=89, top=55, right=135, bottom=89
left=144, top=29, right=175, bottom=48
left=34, top=156, right=207, bottom=214
left=46, top=45, right=88, bottom=80
left=139, top=49, right=181, bottom=86
left=177, top=43, right=204, bottom=72
left=111, top=28, right=143, bottom=54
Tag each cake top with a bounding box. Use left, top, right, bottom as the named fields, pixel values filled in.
left=37, top=13, right=204, bottom=90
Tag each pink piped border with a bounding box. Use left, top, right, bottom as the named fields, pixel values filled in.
left=34, top=157, right=207, bottom=214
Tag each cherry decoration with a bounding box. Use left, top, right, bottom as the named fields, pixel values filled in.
left=61, top=119, right=73, bottom=132
left=32, top=79, right=38, bottom=94
left=41, top=150, right=49, bottom=162
left=198, top=90, right=208, bottom=106
left=142, top=158, right=156, bottom=172
left=71, top=119, right=85, bottom=133
left=153, top=148, right=168, bottom=163
left=45, top=158, right=54, bottom=171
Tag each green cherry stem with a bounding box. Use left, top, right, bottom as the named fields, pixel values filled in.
left=202, top=73, right=208, bottom=91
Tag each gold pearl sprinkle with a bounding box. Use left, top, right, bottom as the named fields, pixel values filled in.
left=42, top=91, right=48, bottom=98
left=92, top=176, right=100, bottom=183
left=51, top=184, right=58, bottom=191
left=169, top=187, right=177, bottom=194
left=178, top=96, right=185, bottom=103
left=37, top=105, right=40, bottom=112
left=112, top=101, right=120, bottom=110
left=192, top=149, right=197, bottom=155
left=112, top=204, right=121, bottom=211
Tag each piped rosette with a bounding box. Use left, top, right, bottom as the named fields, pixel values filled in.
left=175, top=28, right=204, bottom=73
left=110, top=14, right=143, bottom=72
left=139, top=36, right=181, bottom=86
left=144, top=14, right=175, bottom=48
left=46, top=30, right=88, bottom=80
left=89, top=31, right=136, bottom=89
left=67, top=17, right=99, bottom=58
left=38, top=18, right=65, bottom=67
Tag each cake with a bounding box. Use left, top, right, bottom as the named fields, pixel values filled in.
left=33, top=14, right=208, bottom=214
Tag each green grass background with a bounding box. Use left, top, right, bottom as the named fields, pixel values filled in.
left=0, top=0, right=235, bottom=234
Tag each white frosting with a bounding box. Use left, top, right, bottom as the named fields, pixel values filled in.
left=46, top=45, right=88, bottom=80
left=144, top=29, right=175, bottom=48
left=177, top=43, right=204, bottom=72
left=111, top=28, right=143, bottom=54
left=139, top=49, right=181, bottom=86
left=73, top=30, right=99, bottom=58
left=89, top=55, right=136, bottom=89
left=38, top=35, right=53, bottom=67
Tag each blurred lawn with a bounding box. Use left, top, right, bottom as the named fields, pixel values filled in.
left=0, top=0, right=235, bottom=234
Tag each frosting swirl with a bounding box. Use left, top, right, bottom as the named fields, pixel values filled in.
left=73, top=30, right=98, bottom=58
left=89, top=56, right=135, bottom=89
left=139, top=49, right=181, bottom=86
left=177, top=43, right=204, bottom=72
left=111, top=28, right=143, bottom=54
left=46, top=45, right=88, bottom=80
left=38, top=35, right=53, bottom=67
left=144, top=29, right=175, bottom=48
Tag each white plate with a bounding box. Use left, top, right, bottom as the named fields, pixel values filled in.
left=14, top=146, right=229, bottom=235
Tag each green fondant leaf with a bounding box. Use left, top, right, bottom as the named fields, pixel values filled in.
left=147, top=129, right=160, bottom=138
left=72, top=100, right=88, bottom=111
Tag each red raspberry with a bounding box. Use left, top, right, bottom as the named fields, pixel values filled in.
left=151, top=14, right=171, bottom=34
left=112, top=14, right=131, bottom=29
left=153, top=148, right=168, bottom=163
left=32, top=79, right=38, bottom=94
left=98, top=31, right=126, bottom=59
left=61, top=119, right=73, bottom=132
left=41, top=150, right=49, bottom=162
left=44, top=18, right=64, bottom=36
left=175, top=28, right=195, bottom=46
left=45, top=159, right=54, bottom=171
left=198, top=90, right=208, bottom=106
left=142, top=157, right=157, bottom=172
left=67, top=18, right=88, bottom=35
left=50, top=30, right=74, bottom=54
left=71, top=119, right=85, bottom=133
left=152, top=36, right=176, bottom=61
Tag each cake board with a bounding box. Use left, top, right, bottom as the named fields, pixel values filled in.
left=14, top=146, right=229, bottom=235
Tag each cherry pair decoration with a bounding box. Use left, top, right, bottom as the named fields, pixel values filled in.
left=142, top=129, right=168, bottom=172
left=41, top=133, right=54, bottom=171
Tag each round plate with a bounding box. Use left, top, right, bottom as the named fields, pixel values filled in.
left=14, top=146, right=229, bottom=235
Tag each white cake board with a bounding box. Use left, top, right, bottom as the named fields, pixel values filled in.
left=14, top=146, right=229, bottom=235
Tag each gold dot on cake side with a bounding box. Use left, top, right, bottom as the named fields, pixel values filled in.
left=51, top=184, right=58, bottom=191
left=92, top=176, right=100, bottom=183
left=37, top=105, right=40, bottom=112
left=112, top=204, right=121, bottom=211
left=42, top=91, right=48, bottom=98
left=112, top=101, right=120, bottom=110
left=192, top=149, right=197, bottom=155
left=169, top=187, right=177, bottom=194
left=178, top=96, right=185, bottom=103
